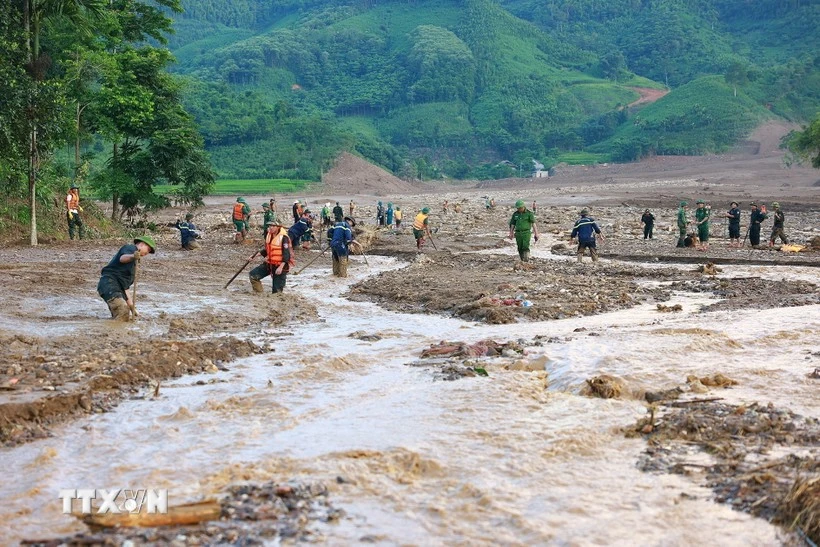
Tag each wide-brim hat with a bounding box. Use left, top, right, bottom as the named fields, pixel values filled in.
left=344, top=216, right=356, bottom=227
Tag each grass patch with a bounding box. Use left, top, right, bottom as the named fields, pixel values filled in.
left=156, top=179, right=312, bottom=196
left=556, top=151, right=610, bottom=164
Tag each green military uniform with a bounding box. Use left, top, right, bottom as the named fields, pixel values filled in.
left=770, top=203, right=788, bottom=245
left=676, top=201, right=688, bottom=248
left=510, top=200, right=537, bottom=261
left=262, top=204, right=276, bottom=234
left=695, top=202, right=710, bottom=242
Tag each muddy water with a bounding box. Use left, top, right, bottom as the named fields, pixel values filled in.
left=1, top=254, right=817, bottom=545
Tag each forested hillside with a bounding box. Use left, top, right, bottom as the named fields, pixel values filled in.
left=168, top=0, right=819, bottom=181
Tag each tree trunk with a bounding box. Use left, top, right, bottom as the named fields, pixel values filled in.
left=25, top=0, right=37, bottom=246
left=29, top=128, right=38, bottom=246
left=111, top=142, right=119, bottom=220
left=75, top=102, right=81, bottom=173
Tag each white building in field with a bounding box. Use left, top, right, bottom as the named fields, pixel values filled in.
left=532, top=159, right=548, bottom=178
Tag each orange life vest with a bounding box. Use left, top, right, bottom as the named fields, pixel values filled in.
left=265, top=229, right=295, bottom=269
left=67, top=191, right=80, bottom=212
left=233, top=202, right=246, bottom=221
left=412, top=213, right=428, bottom=231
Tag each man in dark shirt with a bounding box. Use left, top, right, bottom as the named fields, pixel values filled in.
left=176, top=213, right=201, bottom=250
left=333, top=201, right=344, bottom=222
left=288, top=210, right=313, bottom=250
left=571, top=209, right=604, bottom=263
left=97, top=236, right=156, bottom=321
left=724, top=202, right=741, bottom=247
left=748, top=202, right=767, bottom=247
left=640, top=209, right=655, bottom=240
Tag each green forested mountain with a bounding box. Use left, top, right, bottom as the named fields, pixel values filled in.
left=170, top=0, right=820, bottom=180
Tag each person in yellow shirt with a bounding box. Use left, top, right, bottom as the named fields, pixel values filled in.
left=394, top=206, right=403, bottom=229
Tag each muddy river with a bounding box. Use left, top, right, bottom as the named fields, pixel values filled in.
left=1, top=242, right=817, bottom=544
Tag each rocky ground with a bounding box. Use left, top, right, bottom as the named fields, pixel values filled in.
left=2, top=133, right=819, bottom=543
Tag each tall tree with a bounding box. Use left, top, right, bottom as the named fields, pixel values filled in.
left=20, top=0, right=106, bottom=245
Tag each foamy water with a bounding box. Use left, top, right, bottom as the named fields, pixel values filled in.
left=1, top=253, right=816, bottom=545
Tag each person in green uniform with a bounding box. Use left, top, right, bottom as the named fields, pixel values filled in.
left=676, top=201, right=689, bottom=248
left=694, top=200, right=710, bottom=251
left=769, top=202, right=788, bottom=246
left=262, top=203, right=276, bottom=234
left=508, top=200, right=539, bottom=262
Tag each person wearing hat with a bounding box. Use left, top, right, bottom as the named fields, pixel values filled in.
left=769, top=202, right=788, bottom=247
left=508, top=200, right=539, bottom=262
left=694, top=200, right=711, bottom=250
left=386, top=202, right=395, bottom=228
left=261, top=203, right=278, bottom=234
left=232, top=197, right=250, bottom=243
left=176, top=213, right=201, bottom=250
left=640, top=209, right=656, bottom=240
left=570, top=208, right=603, bottom=263
left=97, top=236, right=156, bottom=321
left=66, top=184, right=85, bottom=240
left=249, top=222, right=293, bottom=294
left=376, top=201, right=386, bottom=227
left=327, top=216, right=357, bottom=277
left=676, top=201, right=689, bottom=248
left=333, top=201, right=344, bottom=223
left=288, top=209, right=313, bottom=250
left=412, top=207, right=432, bottom=251
left=724, top=201, right=741, bottom=247
left=748, top=202, right=767, bottom=247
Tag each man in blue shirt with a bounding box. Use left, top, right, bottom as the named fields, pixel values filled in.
left=327, top=217, right=357, bottom=277
left=724, top=201, right=741, bottom=247
left=570, top=209, right=604, bottom=263
left=288, top=209, right=313, bottom=250
left=176, top=213, right=201, bottom=250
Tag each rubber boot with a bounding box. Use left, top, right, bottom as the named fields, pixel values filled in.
left=338, top=256, right=348, bottom=278
left=332, top=257, right=340, bottom=276
left=522, top=251, right=530, bottom=262
left=106, top=297, right=131, bottom=321
left=577, top=252, right=584, bottom=263
left=591, top=248, right=599, bottom=262
left=250, top=278, right=264, bottom=293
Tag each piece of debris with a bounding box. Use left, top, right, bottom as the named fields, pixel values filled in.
left=697, top=263, right=721, bottom=275
left=582, top=374, right=626, bottom=399
left=656, top=303, right=683, bottom=312
left=694, top=373, right=738, bottom=387
left=420, top=340, right=522, bottom=359
left=348, top=331, right=382, bottom=342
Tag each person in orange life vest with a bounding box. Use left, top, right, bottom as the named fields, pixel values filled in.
left=232, top=197, right=250, bottom=242
left=66, top=184, right=85, bottom=240
left=249, top=223, right=293, bottom=293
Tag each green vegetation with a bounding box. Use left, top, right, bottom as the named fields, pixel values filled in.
left=168, top=0, right=819, bottom=182
left=3, top=0, right=819, bottom=244
left=156, top=178, right=311, bottom=196
left=594, top=76, right=771, bottom=161
left=784, top=113, right=820, bottom=169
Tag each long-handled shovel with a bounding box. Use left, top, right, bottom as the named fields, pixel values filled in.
left=293, top=245, right=330, bottom=275
left=129, top=258, right=139, bottom=318
left=427, top=230, right=439, bottom=250
left=224, top=251, right=259, bottom=289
